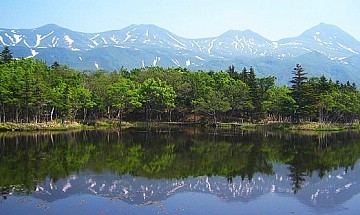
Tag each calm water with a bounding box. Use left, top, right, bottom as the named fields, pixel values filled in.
left=0, top=127, right=360, bottom=214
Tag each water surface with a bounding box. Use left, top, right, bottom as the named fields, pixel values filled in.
left=1, top=127, right=359, bottom=214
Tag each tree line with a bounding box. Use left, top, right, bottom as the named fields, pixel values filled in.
left=0, top=46, right=359, bottom=125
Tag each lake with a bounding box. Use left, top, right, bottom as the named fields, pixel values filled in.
left=0, top=127, right=360, bottom=214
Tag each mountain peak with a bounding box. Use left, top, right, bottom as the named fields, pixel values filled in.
left=127, top=24, right=168, bottom=31
left=220, top=29, right=267, bottom=38
left=300, top=22, right=348, bottom=38
left=37, top=24, right=64, bottom=30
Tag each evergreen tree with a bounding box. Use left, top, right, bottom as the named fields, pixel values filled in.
left=226, top=65, right=241, bottom=80
left=247, top=67, right=263, bottom=122
left=50, top=61, right=61, bottom=70
left=239, top=67, right=248, bottom=83
left=290, top=64, right=308, bottom=123
left=0, top=46, right=13, bottom=64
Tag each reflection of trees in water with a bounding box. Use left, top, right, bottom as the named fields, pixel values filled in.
left=0, top=129, right=359, bottom=196
left=285, top=131, right=360, bottom=193
left=288, top=166, right=307, bottom=194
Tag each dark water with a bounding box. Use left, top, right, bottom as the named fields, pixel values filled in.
left=0, top=127, right=360, bottom=214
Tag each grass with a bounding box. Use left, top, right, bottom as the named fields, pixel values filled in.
left=94, top=119, right=137, bottom=129
left=258, top=122, right=360, bottom=131
left=0, top=121, right=84, bottom=131
left=1, top=120, right=359, bottom=132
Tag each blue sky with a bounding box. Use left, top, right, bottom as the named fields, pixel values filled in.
left=2, top=0, right=360, bottom=41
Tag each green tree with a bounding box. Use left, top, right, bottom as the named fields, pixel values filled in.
left=227, top=65, right=241, bottom=80
left=263, top=86, right=296, bottom=122
left=290, top=64, right=308, bottom=123
left=140, top=78, right=176, bottom=122
left=0, top=46, right=13, bottom=64
left=247, top=67, right=262, bottom=122
left=107, top=78, right=142, bottom=124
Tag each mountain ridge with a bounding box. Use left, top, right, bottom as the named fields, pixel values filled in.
left=1, top=23, right=360, bottom=85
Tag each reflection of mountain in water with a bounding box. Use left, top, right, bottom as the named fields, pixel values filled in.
left=31, top=160, right=360, bottom=209
left=1, top=129, right=360, bottom=210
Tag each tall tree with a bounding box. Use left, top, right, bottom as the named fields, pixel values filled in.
left=227, top=65, right=241, bottom=80
left=0, top=46, right=13, bottom=64
left=107, top=78, right=142, bottom=124
left=290, top=64, right=308, bottom=123
left=140, top=78, right=176, bottom=122
left=247, top=67, right=262, bottom=122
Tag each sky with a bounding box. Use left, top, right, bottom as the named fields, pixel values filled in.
left=1, top=0, right=360, bottom=41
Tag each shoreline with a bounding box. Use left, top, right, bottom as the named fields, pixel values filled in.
left=1, top=120, right=359, bottom=132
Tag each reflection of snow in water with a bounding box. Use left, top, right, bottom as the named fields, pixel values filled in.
left=23, top=159, right=358, bottom=212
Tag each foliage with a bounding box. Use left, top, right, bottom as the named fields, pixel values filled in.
left=0, top=46, right=359, bottom=125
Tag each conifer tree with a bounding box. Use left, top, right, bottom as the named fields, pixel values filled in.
left=227, top=65, right=241, bottom=80
left=0, top=46, right=13, bottom=64
left=247, top=67, right=262, bottom=122
left=290, top=64, right=308, bottom=123
left=239, top=67, right=248, bottom=83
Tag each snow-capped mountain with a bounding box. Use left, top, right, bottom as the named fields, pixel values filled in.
left=1, top=23, right=360, bottom=85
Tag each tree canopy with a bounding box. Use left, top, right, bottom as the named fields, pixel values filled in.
left=0, top=46, right=359, bottom=125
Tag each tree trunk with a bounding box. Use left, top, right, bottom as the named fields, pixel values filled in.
left=83, top=108, right=87, bottom=122
left=0, top=105, right=5, bottom=123
left=107, top=106, right=111, bottom=119
left=50, top=107, right=54, bottom=121
left=169, top=108, right=172, bottom=122
left=117, top=109, right=123, bottom=126
left=15, top=106, right=20, bottom=123
left=213, top=110, right=217, bottom=126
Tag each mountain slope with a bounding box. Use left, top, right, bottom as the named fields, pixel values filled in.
left=1, top=23, right=359, bottom=85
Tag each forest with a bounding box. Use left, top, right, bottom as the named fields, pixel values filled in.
left=0, top=46, right=359, bottom=125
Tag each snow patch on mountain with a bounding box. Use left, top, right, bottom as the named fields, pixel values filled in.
left=35, top=34, right=42, bottom=47
left=338, top=43, right=359, bottom=54
left=35, top=31, right=54, bottom=47
left=92, top=40, right=98, bottom=46
left=123, top=32, right=132, bottom=43
left=13, top=34, right=22, bottom=44
left=280, top=42, right=303, bottom=46
left=186, top=59, right=191, bottom=67
left=90, top=34, right=100, bottom=40
left=153, top=56, right=161, bottom=66
left=171, top=59, right=180, bottom=66
left=110, top=36, right=119, bottom=44
left=166, top=33, right=187, bottom=48
left=0, top=36, right=5, bottom=45
left=23, top=40, right=30, bottom=48
left=5, top=33, right=15, bottom=44
left=195, top=56, right=204, bottom=61
left=64, top=35, right=74, bottom=47
left=208, top=39, right=218, bottom=55
left=31, top=49, right=39, bottom=57
left=51, top=37, right=59, bottom=47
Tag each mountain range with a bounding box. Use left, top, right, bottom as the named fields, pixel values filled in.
left=1, top=23, right=360, bottom=85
